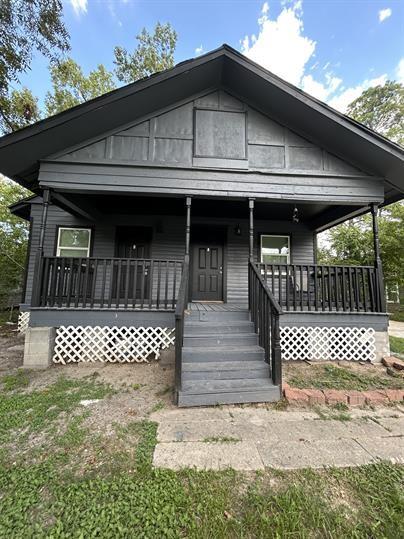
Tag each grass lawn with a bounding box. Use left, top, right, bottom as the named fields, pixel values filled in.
left=0, top=372, right=403, bottom=538
left=285, top=362, right=404, bottom=392
left=390, top=335, right=404, bottom=355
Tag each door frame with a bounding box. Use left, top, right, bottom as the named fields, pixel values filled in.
left=189, top=224, right=228, bottom=302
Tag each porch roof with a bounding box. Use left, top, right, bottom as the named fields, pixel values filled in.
left=0, top=44, right=403, bottom=206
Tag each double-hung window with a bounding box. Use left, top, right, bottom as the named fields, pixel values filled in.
left=56, top=227, right=91, bottom=257
left=260, top=235, right=290, bottom=265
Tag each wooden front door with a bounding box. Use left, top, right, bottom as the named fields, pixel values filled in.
left=114, top=227, right=152, bottom=300
left=191, top=243, right=224, bottom=301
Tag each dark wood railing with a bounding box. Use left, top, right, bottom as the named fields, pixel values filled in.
left=174, top=255, right=190, bottom=394
left=33, top=256, right=183, bottom=310
left=255, top=263, right=383, bottom=313
left=248, top=261, right=283, bottom=387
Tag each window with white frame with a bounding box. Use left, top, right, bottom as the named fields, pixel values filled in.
left=56, top=227, right=91, bottom=257
left=260, top=235, right=290, bottom=264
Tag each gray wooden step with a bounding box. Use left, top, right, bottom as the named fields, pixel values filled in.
left=178, top=380, right=280, bottom=407
left=183, top=333, right=258, bottom=347
left=182, top=377, right=274, bottom=393
left=182, top=345, right=265, bottom=362
left=182, top=360, right=269, bottom=380
left=184, top=321, right=255, bottom=335
left=186, top=310, right=250, bottom=322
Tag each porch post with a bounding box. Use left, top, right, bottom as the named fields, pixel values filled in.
left=370, top=203, right=386, bottom=312
left=38, top=188, right=51, bottom=253
left=32, top=188, right=51, bottom=307
left=185, top=196, right=192, bottom=259
left=249, top=198, right=255, bottom=261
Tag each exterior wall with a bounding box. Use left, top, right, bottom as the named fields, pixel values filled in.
left=24, top=204, right=315, bottom=309
left=39, top=90, right=383, bottom=205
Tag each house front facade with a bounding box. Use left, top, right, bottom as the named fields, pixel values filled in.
left=2, top=46, right=404, bottom=406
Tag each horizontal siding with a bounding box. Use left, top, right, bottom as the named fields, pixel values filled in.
left=25, top=207, right=313, bottom=308
left=39, top=162, right=384, bottom=205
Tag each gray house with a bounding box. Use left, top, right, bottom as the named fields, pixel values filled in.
left=2, top=45, right=404, bottom=406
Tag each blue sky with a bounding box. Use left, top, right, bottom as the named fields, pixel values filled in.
left=20, top=0, right=404, bottom=112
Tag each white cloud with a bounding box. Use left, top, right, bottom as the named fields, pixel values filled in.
left=378, top=8, right=392, bottom=22
left=396, top=58, right=404, bottom=83
left=70, top=0, right=87, bottom=16
left=302, top=72, right=342, bottom=101
left=195, top=45, right=204, bottom=56
left=241, top=1, right=315, bottom=86
left=328, top=75, right=387, bottom=112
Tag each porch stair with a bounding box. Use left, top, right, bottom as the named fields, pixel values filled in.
left=177, top=307, right=281, bottom=407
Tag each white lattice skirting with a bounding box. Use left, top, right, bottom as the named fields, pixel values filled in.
left=17, top=311, right=30, bottom=334
left=53, top=326, right=175, bottom=364
left=280, top=326, right=376, bottom=362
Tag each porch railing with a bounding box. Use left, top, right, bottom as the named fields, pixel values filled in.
left=255, top=263, right=383, bottom=313
left=174, top=255, right=190, bottom=394
left=248, top=261, right=283, bottom=387
left=32, top=256, right=184, bottom=310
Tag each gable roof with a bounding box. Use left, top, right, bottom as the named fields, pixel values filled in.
left=0, top=44, right=403, bottom=205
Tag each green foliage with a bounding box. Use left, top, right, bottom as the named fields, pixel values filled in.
left=390, top=309, right=404, bottom=322
left=347, top=81, right=404, bottom=146
left=288, top=363, right=404, bottom=391
left=390, top=336, right=404, bottom=355
left=1, top=369, right=29, bottom=391
left=0, top=0, right=69, bottom=133
left=0, top=87, right=41, bottom=133
left=0, top=374, right=403, bottom=537
left=0, top=177, right=30, bottom=308
left=0, top=376, right=114, bottom=444
left=114, top=22, right=177, bottom=84
left=45, top=58, right=116, bottom=116
left=319, top=202, right=404, bottom=291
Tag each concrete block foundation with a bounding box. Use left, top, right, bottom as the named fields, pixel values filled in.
left=374, top=330, right=390, bottom=363
left=23, top=327, right=55, bottom=368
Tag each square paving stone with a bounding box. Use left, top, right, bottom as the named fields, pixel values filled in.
left=256, top=438, right=374, bottom=469
left=153, top=441, right=265, bottom=471
left=356, top=436, right=404, bottom=464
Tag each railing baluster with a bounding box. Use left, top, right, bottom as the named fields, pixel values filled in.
left=108, top=259, right=114, bottom=308
left=82, top=258, right=90, bottom=308
left=90, top=259, right=97, bottom=309
left=100, top=259, right=107, bottom=309
left=132, top=259, right=139, bottom=309
left=115, top=259, right=122, bottom=309
left=156, top=260, right=161, bottom=310
left=140, top=260, right=146, bottom=309
left=164, top=261, right=169, bottom=310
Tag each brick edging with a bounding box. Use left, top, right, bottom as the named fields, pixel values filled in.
left=283, top=383, right=404, bottom=406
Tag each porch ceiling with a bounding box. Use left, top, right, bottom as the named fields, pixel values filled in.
left=49, top=191, right=361, bottom=230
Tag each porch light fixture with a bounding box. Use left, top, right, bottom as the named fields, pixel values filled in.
left=234, top=223, right=242, bottom=236
left=292, top=206, right=299, bottom=223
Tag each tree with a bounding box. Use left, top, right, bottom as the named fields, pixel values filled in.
left=114, top=22, right=177, bottom=84
left=0, top=87, right=41, bottom=133
left=319, top=82, right=404, bottom=297
left=45, top=58, right=116, bottom=116
left=0, top=177, right=30, bottom=308
left=347, top=81, right=404, bottom=146
left=0, top=0, right=70, bottom=132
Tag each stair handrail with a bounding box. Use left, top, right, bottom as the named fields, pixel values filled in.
left=248, top=260, right=283, bottom=387
left=174, top=254, right=190, bottom=396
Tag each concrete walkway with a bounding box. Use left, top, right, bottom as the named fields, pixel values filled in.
left=151, top=406, right=404, bottom=470
left=389, top=320, right=404, bottom=339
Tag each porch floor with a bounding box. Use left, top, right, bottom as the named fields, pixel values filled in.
left=188, top=302, right=248, bottom=312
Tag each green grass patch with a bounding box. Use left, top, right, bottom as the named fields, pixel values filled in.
left=1, top=369, right=29, bottom=391
left=0, top=376, right=114, bottom=444
left=288, top=363, right=404, bottom=391
left=203, top=436, right=241, bottom=443
left=0, top=372, right=403, bottom=537
left=390, top=335, right=404, bottom=355
left=389, top=309, right=404, bottom=323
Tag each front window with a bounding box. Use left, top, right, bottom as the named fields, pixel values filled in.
left=260, top=235, right=290, bottom=264
left=56, top=227, right=91, bottom=257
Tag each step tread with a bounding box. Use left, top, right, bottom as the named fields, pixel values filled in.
left=178, top=387, right=280, bottom=407
left=181, top=377, right=275, bottom=394
left=182, top=360, right=268, bottom=371
left=183, top=345, right=263, bottom=352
